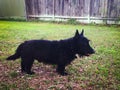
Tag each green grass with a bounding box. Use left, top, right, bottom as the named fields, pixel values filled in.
left=0, top=21, right=120, bottom=90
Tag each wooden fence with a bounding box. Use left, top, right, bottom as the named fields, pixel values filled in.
left=25, top=0, right=120, bottom=24
left=0, top=0, right=119, bottom=24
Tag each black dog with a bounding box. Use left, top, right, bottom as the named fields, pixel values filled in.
left=7, top=29, right=94, bottom=75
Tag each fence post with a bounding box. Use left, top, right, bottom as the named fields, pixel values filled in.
left=53, top=0, right=55, bottom=20
left=88, top=0, right=91, bottom=23
left=24, top=0, right=28, bottom=21
left=88, top=15, right=90, bottom=23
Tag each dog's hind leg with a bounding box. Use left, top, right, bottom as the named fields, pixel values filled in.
left=21, top=57, right=35, bottom=75
left=21, top=60, right=26, bottom=73
left=56, top=65, right=68, bottom=76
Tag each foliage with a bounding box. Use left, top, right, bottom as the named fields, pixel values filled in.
left=67, top=19, right=79, bottom=25
left=0, top=21, right=120, bottom=89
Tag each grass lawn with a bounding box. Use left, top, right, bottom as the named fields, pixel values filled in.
left=0, top=21, right=120, bottom=90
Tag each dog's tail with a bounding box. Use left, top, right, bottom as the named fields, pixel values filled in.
left=6, top=43, right=24, bottom=61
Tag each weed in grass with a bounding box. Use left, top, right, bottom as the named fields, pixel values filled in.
left=9, top=71, right=19, bottom=78
left=67, top=66, right=78, bottom=75
left=0, top=83, right=21, bottom=90
left=97, top=65, right=109, bottom=77
left=0, top=83, right=10, bottom=90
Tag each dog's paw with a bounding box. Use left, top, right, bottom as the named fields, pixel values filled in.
left=58, top=71, right=68, bottom=76
left=22, top=70, right=35, bottom=75
left=27, top=71, right=35, bottom=75
left=62, top=72, right=68, bottom=76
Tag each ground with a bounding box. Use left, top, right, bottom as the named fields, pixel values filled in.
left=0, top=21, right=120, bottom=90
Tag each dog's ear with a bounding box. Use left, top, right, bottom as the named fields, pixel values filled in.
left=80, top=29, right=84, bottom=36
left=75, top=29, right=79, bottom=37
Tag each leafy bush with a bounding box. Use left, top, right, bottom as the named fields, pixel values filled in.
left=67, top=19, right=79, bottom=25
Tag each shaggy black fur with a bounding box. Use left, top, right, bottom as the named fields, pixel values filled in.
left=7, top=29, right=95, bottom=75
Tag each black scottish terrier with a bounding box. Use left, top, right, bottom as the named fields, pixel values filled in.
left=7, top=29, right=94, bottom=75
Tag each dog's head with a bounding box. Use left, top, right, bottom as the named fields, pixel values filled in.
left=74, top=29, right=95, bottom=57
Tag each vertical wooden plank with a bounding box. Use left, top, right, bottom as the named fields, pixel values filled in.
left=37, top=0, right=41, bottom=15
left=98, top=0, right=107, bottom=17
left=117, top=0, right=120, bottom=17
left=113, top=0, right=119, bottom=17
left=34, top=0, right=38, bottom=15
left=53, top=0, right=55, bottom=18
left=24, top=0, right=28, bottom=20
left=83, top=0, right=89, bottom=17
left=25, top=0, right=31, bottom=15
left=55, top=0, right=60, bottom=16
left=90, top=0, right=93, bottom=16
left=41, top=0, right=46, bottom=15
left=107, top=0, right=111, bottom=17
left=86, top=0, right=90, bottom=23
left=103, top=0, right=108, bottom=17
